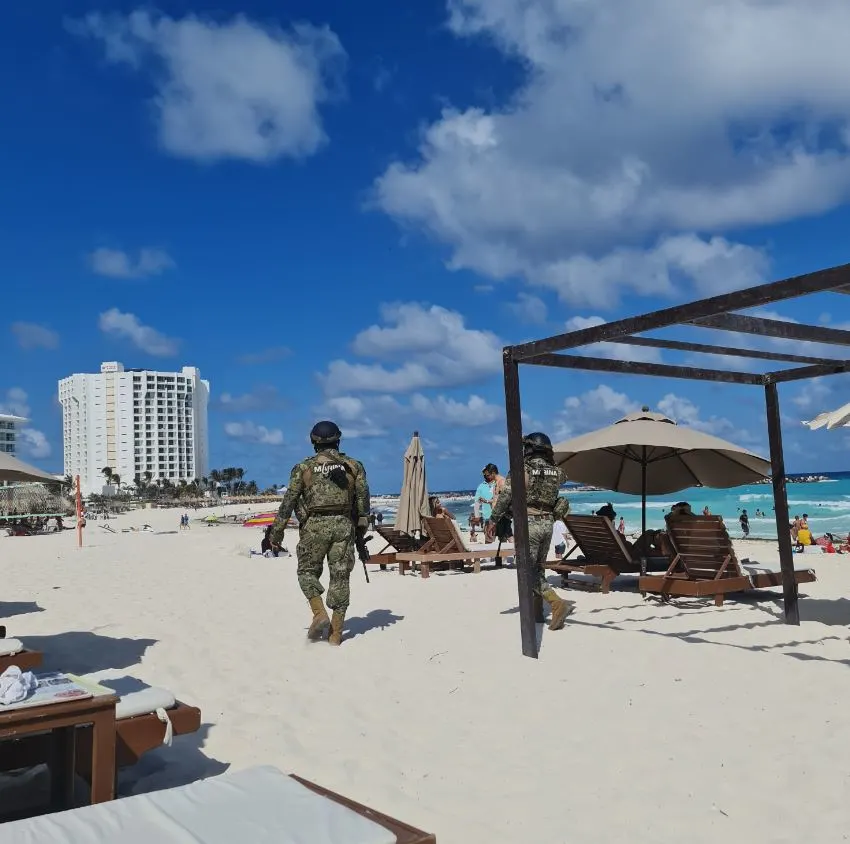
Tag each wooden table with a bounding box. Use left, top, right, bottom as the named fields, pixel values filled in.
left=0, top=694, right=118, bottom=810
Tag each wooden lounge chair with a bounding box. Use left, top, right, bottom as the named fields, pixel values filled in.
left=371, top=525, right=424, bottom=572
left=396, top=516, right=511, bottom=578
left=0, top=765, right=437, bottom=843
left=639, top=514, right=817, bottom=605
left=0, top=638, right=43, bottom=673
left=546, top=515, right=669, bottom=593
left=0, top=676, right=201, bottom=786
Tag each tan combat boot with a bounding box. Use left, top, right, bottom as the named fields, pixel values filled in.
left=307, top=596, right=330, bottom=641
left=328, top=611, right=346, bottom=646
left=542, top=589, right=574, bottom=630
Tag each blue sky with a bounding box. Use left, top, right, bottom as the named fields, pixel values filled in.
left=5, top=0, right=850, bottom=493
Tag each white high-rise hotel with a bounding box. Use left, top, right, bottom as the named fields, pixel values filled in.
left=59, top=362, right=210, bottom=495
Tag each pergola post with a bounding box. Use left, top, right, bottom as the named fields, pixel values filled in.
left=503, top=351, right=538, bottom=658
left=764, top=381, right=800, bottom=624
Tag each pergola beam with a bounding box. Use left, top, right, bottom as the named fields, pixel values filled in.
left=618, top=336, right=840, bottom=366
left=524, top=353, right=764, bottom=385
left=767, top=361, right=850, bottom=384
left=691, top=313, right=850, bottom=346
left=510, top=262, right=850, bottom=360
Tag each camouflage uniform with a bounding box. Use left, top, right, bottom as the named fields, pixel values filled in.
left=270, top=449, right=370, bottom=613
left=491, top=454, right=572, bottom=628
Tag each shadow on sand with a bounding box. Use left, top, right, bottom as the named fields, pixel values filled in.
left=344, top=609, right=404, bottom=641
left=21, top=630, right=157, bottom=674
left=119, top=723, right=229, bottom=797
left=0, top=601, right=44, bottom=621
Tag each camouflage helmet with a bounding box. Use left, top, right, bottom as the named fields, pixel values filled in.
left=522, top=431, right=553, bottom=456
left=310, top=420, right=342, bottom=447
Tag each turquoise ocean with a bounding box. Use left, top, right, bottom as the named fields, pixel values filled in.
left=374, top=472, right=850, bottom=540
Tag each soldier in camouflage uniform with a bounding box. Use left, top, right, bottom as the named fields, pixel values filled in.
left=269, top=421, right=370, bottom=646
left=487, top=432, right=573, bottom=630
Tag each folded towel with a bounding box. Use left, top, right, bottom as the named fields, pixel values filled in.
left=0, top=666, right=37, bottom=705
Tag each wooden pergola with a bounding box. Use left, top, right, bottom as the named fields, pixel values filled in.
left=502, top=262, right=850, bottom=658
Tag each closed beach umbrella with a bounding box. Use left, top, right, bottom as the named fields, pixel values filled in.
left=803, top=401, right=850, bottom=430
left=0, top=452, right=60, bottom=485
left=395, top=431, right=429, bottom=537
left=552, top=408, right=771, bottom=534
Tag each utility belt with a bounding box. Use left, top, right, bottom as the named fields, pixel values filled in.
left=527, top=505, right=554, bottom=518
left=306, top=508, right=351, bottom=517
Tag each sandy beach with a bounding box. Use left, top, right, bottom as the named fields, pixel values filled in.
left=2, top=504, right=849, bottom=843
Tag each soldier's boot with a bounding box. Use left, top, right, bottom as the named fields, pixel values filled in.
left=328, top=611, right=346, bottom=646
left=542, top=588, right=574, bottom=631
left=307, top=597, right=330, bottom=641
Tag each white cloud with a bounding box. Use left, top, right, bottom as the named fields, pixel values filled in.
left=212, top=386, right=285, bottom=412
left=98, top=308, right=179, bottom=356
left=374, top=0, right=850, bottom=304
left=409, top=393, right=502, bottom=426
left=322, top=303, right=503, bottom=393
left=224, top=420, right=284, bottom=445
left=0, top=388, right=51, bottom=459
left=321, top=395, right=394, bottom=438
left=552, top=384, right=755, bottom=446
left=18, top=429, right=51, bottom=459
left=0, top=388, right=30, bottom=419
left=553, top=384, right=638, bottom=441
left=73, top=11, right=346, bottom=163
left=792, top=378, right=833, bottom=411
left=507, top=292, right=547, bottom=323
left=564, top=315, right=663, bottom=363
left=89, top=247, right=174, bottom=279
left=11, top=322, right=59, bottom=350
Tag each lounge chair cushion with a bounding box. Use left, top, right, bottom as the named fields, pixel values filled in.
left=113, top=685, right=176, bottom=720
left=0, top=639, right=24, bottom=657
left=0, top=765, right=398, bottom=844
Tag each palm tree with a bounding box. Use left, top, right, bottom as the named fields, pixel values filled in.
left=112, top=474, right=121, bottom=491
left=64, top=474, right=74, bottom=488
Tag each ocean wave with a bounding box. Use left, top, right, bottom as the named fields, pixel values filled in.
left=788, top=500, right=850, bottom=510
left=738, top=493, right=774, bottom=502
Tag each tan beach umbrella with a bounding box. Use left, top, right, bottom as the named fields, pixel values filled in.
left=394, top=431, right=429, bottom=537
left=0, top=452, right=61, bottom=485
left=803, top=401, right=850, bottom=430
left=552, top=407, right=771, bottom=534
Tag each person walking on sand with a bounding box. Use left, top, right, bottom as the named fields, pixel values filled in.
left=739, top=509, right=750, bottom=538
left=268, top=421, right=370, bottom=646
left=486, top=432, right=573, bottom=630
left=617, top=516, right=626, bottom=536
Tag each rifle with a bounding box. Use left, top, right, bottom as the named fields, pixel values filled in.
left=355, top=529, right=372, bottom=583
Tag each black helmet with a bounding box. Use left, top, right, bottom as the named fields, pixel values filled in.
left=523, top=431, right=552, bottom=456
left=310, top=420, right=342, bottom=447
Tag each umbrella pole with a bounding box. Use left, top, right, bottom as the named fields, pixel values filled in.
left=640, top=451, right=647, bottom=577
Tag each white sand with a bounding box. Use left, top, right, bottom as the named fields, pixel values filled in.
left=3, top=506, right=850, bottom=842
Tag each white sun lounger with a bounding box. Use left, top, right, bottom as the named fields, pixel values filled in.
left=0, top=765, right=435, bottom=843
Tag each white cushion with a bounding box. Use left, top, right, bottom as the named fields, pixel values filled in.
left=115, top=686, right=176, bottom=720
left=0, top=765, right=398, bottom=844
left=0, top=639, right=24, bottom=657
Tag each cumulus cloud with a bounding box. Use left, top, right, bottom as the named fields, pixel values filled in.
left=98, top=308, right=179, bottom=356
left=321, top=303, right=503, bottom=393
left=224, top=420, right=284, bottom=445
left=212, top=386, right=285, bottom=412
left=72, top=11, right=346, bottom=162
left=0, top=388, right=52, bottom=459
left=553, top=384, right=638, bottom=441
left=374, top=0, right=850, bottom=305
left=410, top=393, right=502, bottom=426
left=507, top=292, right=547, bottom=324
left=11, top=322, right=60, bottom=350
left=89, top=247, right=174, bottom=279
left=564, top=315, right=663, bottom=363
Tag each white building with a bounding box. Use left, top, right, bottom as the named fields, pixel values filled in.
left=59, top=362, right=210, bottom=496
left=0, top=413, right=26, bottom=455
